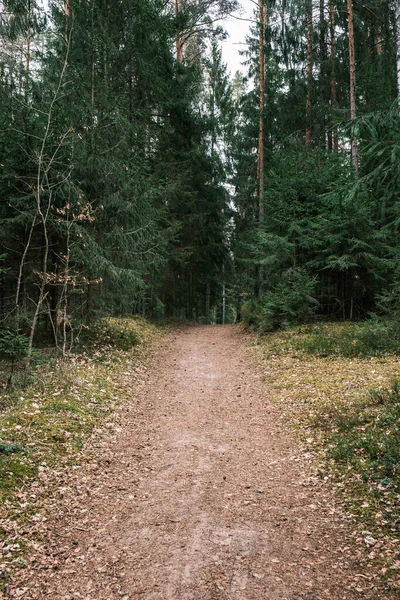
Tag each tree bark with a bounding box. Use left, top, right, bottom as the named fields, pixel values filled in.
left=396, top=0, right=400, bottom=95
left=26, top=0, right=31, bottom=98
left=329, top=0, right=338, bottom=151
left=175, top=0, right=183, bottom=61
left=306, top=0, right=313, bottom=146
left=258, top=0, right=266, bottom=289
left=319, top=0, right=327, bottom=148
left=347, top=0, right=358, bottom=172
left=91, top=0, right=95, bottom=120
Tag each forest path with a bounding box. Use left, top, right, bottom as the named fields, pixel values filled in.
left=12, top=326, right=371, bottom=600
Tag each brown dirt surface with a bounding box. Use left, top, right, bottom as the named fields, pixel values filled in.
left=7, top=326, right=389, bottom=599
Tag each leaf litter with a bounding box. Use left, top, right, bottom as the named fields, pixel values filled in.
left=251, top=323, right=400, bottom=595
left=0, top=317, right=163, bottom=596
left=1, top=323, right=398, bottom=598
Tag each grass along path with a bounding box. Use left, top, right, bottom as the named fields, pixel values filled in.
left=251, top=323, right=400, bottom=591
left=0, top=317, right=164, bottom=594
left=5, top=324, right=396, bottom=599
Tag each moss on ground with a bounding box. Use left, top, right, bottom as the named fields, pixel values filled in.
left=0, top=316, right=164, bottom=583
left=252, top=322, right=400, bottom=588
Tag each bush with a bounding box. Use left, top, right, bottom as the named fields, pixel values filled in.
left=0, top=330, right=29, bottom=362
left=241, top=297, right=264, bottom=329
left=242, top=269, right=318, bottom=332
left=0, top=442, right=26, bottom=456
left=90, top=317, right=141, bottom=350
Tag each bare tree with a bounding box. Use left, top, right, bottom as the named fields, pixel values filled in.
left=26, top=14, right=74, bottom=360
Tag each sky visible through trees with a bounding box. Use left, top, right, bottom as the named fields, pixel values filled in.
left=221, top=0, right=254, bottom=75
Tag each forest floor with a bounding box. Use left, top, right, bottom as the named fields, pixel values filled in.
left=4, top=325, right=396, bottom=599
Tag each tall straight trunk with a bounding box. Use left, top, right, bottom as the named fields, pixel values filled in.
left=306, top=0, right=313, bottom=146
left=175, top=0, right=183, bottom=61
left=19, top=0, right=33, bottom=330
left=26, top=0, right=31, bottom=98
left=320, top=0, right=327, bottom=147
left=258, top=0, right=266, bottom=289
left=396, top=0, right=400, bottom=95
left=347, top=0, right=358, bottom=172
left=91, top=0, right=95, bottom=118
left=329, top=0, right=339, bottom=151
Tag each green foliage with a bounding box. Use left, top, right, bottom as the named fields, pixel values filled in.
left=231, top=0, right=400, bottom=325
left=242, top=268, right=317, bottom=332
left=255, top=325, right=400, bottom=549
left=90, top=317, right=141, bottom=350
left=329, top=379, right=400, bottom=500
left=295, top=318, right=400, bottom=358
left=1, top=0, right=399, bottom=329
left=0, top=0, right=238, bottom=328
left=0, top=442, right=26, bottom=455
left=0, top=331, right=28, bottom=361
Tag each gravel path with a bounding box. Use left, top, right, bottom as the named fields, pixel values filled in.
left=10, top=326, right=378, bottom=599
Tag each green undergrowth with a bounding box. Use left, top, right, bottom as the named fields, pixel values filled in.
left=253, top=321, right=400, bottom=587
left=0, top=316, right=164, bottom=580
left=262, top=318, right=400, bottom=358
left=89, top=315, right=159, bottom=350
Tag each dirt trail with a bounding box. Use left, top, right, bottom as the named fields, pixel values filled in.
left=11, top=326, right=376, bottom=599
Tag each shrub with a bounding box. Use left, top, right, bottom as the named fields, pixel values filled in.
left=0, top=330, right=29, bottom=362
left=241, top=298, right=264, bottom=329
left=90, top=317, right=140, bottom=350
left=242, top=269, right=318, bottom=332
left=0, top=442, right=26, bottom=455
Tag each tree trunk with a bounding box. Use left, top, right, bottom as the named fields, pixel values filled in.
left=306, top=0, right=313, bottom=146
left=26, top=0, right=31, bottom=99
left=319, top=0, right=327, bottom=148
left=175, top=0, right=183, bottom=61
left=258, top=0, right=266, bottom=290
left=222, top=280, right=226, bottom=325
left=91, top=0, right=95, bottom=122
left=396, top=0, right=400, bottom=95
left=206, top=278, right=210, bottom=324
left=329, top=0, right=338, bottom=151
left=347, top=0, right=358, bottom=172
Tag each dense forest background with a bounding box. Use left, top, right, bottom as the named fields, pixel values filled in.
left=0, top=0, right=399, bottom=353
